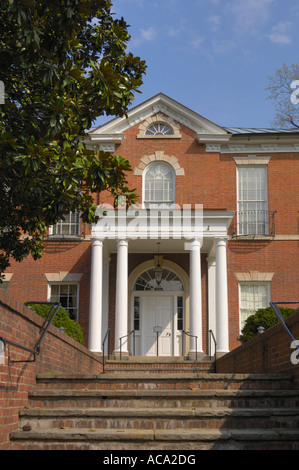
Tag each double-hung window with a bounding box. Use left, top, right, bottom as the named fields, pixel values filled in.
left=237, top=166, right=269, bottom=235
left=49, top=284, right=79, bottom=321
left=50, top=211, right=80, bottom=236
left=239, top=282, right=270, bottom=329
left=143, top=162, right=175, bottom=208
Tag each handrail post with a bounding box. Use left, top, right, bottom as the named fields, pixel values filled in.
left=182, top=330, right=198, bottom=362
left=209, top=329, right=217, bottom=373
left=102, top=328, right=110, bottom=373
left=119, top=330, right=135, bottom=361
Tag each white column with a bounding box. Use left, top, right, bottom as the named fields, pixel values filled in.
left=114, top=239, right=129, bottom=354
left=216, top=238, right=229, bottom=354
left=189, top=239, right=203, bottom=356
left=207, top=257, right=216, bottom=356
left=102, top=252, right=110, bottom=356
left=88, top=239, right=103, bottom=353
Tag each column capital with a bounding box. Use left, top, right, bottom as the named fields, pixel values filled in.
left=91, top=238, right=103, bottom=247
left=189, top=238, right=203, bottom=249
left=215, top=237, right=228, bottom=244
left=117, top=239, right=129, bottom=247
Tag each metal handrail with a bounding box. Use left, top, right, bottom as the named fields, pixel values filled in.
left=270, top=301, right=299, bottom=349
left=0, top=301, right=60, bottom=363
left=209, top=329, right=217, bottom=373
left=119, top=330, right=135, bottom=360
left=102, top=328, right=110, bottom=373
left=182, top=330, right=198, bottom=362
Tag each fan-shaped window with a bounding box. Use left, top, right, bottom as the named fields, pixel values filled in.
left=144, top=162, right=175, bottom=208
left=133, top=268, right=184, bottom=291
left=145, top=123, right=174, bottom=136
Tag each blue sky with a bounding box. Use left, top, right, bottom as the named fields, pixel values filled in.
left=96, top=0, right=299, bottom=129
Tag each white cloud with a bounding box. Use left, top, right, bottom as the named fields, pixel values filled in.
left=206, top=15, right=221, bottom=31
left=190, top=36, right=205, bottom=49
left=228, top=0, right=273, bottom=34
left=140, top=27, right=157, bottom=42
left=269, top=21, right=292, bottom=44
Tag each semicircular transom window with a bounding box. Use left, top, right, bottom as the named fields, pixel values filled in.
left=133, top=268, right=184, bottom=291
left=145, top=123, right=174, bottom=136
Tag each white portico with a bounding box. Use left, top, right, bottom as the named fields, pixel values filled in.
left=88, top=207, right=234, bottom=359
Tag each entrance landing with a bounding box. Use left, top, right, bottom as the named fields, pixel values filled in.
left=104, top=356, right=215, bottom=373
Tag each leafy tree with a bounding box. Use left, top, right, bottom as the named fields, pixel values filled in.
left=0, top=0, right=146, bottom=275
left=239, top=306, right=295, bottom=343
left=266, top=62, right=299, bottom=129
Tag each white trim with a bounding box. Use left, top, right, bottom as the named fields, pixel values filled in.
left=207, top=142, right=299, bottom=153
left=234, top=271, right=274, bottom=282
left=134, top=151, right=185, bottom=176
left=88, top=93, right=230, bottom=139
left=233, top=156, right=271, bottom=165
left=129, top=259, right=189, bottom=357
left=45, top=272, right=83, bottom=282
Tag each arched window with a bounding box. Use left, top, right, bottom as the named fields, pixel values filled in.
left=145, top=123, right=174, bottom=136
left=143, top=162, right=175, bottom=208
left=133, top=268, right=184, bottom=291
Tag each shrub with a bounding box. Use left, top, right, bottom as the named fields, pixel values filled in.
left=239, top=306, right=295, bottom=343
left=27, top=303, right=85, bottom=345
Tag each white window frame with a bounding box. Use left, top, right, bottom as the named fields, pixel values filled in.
left=237, top=165, right=269, bottom=235
left=49, top=211, right=80, bottom=237
left=48, top=283, right=79, bottom=321
left=239, top=281, right=270, bottom=331
left=143, top=161, right=176, bottom=208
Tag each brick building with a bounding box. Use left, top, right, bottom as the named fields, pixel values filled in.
left=3, top=93, right=299, bottom=359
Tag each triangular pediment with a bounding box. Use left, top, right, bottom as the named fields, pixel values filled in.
left=88, top=93, right=231, bottom=145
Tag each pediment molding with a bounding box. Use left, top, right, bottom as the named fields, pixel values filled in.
left=88, top=93, right=230, bottom=143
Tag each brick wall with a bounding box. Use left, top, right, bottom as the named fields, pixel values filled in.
left=216, top=308, right=299, bottom=388
left=0, top=289, right=102, bottom=450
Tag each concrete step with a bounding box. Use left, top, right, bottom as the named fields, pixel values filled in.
left=9, top=370, right=299, bottom=450
left=10, top=427, right=299, bottom=450
left=35, top=372, right=294, bottom=391
left=103, top=357, right=214, bottom=373
left=18, top=406, right=299, bottom=431
left=26, top=388, right=299, bottom=409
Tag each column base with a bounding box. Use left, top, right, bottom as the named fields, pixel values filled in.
left=216, top=351, right=229, bottom=359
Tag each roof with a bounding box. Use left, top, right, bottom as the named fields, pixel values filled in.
left=225, top=127, right=299, bottom=135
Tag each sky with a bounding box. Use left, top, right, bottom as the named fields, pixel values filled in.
left=95, top=0, right=299, bottom=129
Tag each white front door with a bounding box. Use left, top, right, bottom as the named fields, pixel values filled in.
left=142, top=296, right=173, bottom=356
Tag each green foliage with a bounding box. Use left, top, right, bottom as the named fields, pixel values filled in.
left=239, top=306, right=295, bottom=343
left=0, top=0, right=146, bottom=275
left=27, top=303, right=85, bottom=345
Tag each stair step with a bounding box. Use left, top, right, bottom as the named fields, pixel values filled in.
left=19, top=406, right=299, bottom=431
left=10, top=370, right=299, bottom=450
left=26, top=388, right=299, bottom=411
left=35, top=372, right=294, bottom=391
left=10, top=427, right=299, bottom=450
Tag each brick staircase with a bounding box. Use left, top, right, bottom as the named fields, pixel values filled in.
left=9, top=358, right=299, bottom=450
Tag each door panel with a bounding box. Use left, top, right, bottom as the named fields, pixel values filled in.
left=142, top=296, right=173, bottom=356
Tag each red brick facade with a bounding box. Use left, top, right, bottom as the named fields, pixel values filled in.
left=3, top=94, right=299, bottom=356
left=0, top=289, right=101, bottom=450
